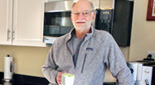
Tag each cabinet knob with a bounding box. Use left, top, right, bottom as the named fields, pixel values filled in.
left=12, top=30, right=15, bottom=40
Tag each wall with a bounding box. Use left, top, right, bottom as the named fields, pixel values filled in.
left=0, top=45, right=50, bottom=77
left=129, top=0, right=155, bottom=61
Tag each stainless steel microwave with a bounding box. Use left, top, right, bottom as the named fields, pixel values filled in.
left=43, top=0, right=102, bottom=44
left=43, top=0, right=74, bottom=44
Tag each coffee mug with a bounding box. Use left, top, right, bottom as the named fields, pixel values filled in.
left=61, top=73, right=74, bottom=85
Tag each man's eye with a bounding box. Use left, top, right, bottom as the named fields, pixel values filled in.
left=83, top=12, right=89, bottom=15
left=74, top=13, right=79, bottom=15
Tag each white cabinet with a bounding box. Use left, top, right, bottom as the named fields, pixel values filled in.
left=0, top=0, right=46, bottom=47
left=0, top=0, right=12, bottom=45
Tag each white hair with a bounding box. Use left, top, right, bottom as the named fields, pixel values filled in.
left=72, top=0, right=94, bottom=11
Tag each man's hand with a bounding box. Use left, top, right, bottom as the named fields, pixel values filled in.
left=56, top=71, right=67, bottom=84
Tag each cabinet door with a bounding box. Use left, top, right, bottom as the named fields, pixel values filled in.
left=13, top=0, right=45, bottom=47
left=0, top=0, right=12, bottom=45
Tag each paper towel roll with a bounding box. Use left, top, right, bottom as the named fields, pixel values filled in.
left=4, top=55, right=13, bottom=80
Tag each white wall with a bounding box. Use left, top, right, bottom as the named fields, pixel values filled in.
left=129, top=0, right=155, bottom=61
left=0, top=45, right=50, bottom=77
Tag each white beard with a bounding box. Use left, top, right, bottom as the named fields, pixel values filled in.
left=73, top=16, right=93, bottom=32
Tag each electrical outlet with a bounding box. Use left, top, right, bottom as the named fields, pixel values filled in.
left=147, top=51, right=155, bottom=59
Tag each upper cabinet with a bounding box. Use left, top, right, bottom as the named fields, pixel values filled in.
left=0, top=0, right=46, bottom=47
left=0, top=0, right=12, bottom=45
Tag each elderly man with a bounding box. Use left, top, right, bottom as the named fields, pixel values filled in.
left=42, top=0, right=134, bottom=85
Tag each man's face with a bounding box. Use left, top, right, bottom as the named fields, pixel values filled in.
left=71, top=0, right=95, bottom=32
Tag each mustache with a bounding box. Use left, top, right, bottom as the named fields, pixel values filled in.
left=76, top=20, right=86, bottom=23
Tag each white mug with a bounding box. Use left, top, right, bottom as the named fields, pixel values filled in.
left=61, top=73, right=74, bottom=85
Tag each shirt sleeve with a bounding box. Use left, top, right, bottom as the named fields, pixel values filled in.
left=107, top=36, right=134, bottom=85
left=42, top=45, right=59, bottom=84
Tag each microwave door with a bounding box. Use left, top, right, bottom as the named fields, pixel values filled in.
left=60, top=26, right=72, bottom=35
left=49, top=26, right=60, bottom=37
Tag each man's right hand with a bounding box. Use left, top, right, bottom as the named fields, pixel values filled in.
left=56, top=71, right=67, bottom=84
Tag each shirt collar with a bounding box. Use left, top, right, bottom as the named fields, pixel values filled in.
left=85, top=26, right=94, bottom=40
left=67, top=26, right=94, bottom=41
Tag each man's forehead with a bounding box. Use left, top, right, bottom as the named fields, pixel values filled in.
left=72, top=9, right=91, bottom=12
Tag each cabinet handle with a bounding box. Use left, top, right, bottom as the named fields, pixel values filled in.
left=7, top=29, right=10, bottom=41
left=12, top=30, right=15, bottom=40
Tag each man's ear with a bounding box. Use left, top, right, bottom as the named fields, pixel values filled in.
left=71, top=14, right=73, bottom=21
left=91, top=12, right=96, bottom=21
